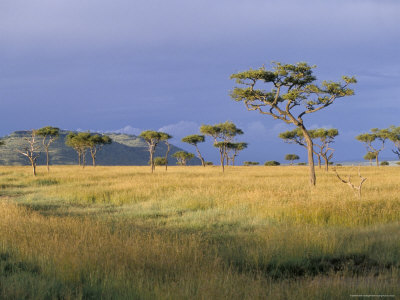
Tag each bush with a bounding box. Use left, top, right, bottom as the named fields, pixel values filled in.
left=154, top=157, right=167, bottom=166
left=244, top=161, right=259, bottom=166
left=297, top=162, right=306, bottom=166
left=264, top=161, right=280, bottom=166
left=336, top=164, right=342, bottom=166
left=205, top=161, right=213, bottom=166
left=396, top=162, right=400, bottom=166
left=380, top=161, right=389, bottom=166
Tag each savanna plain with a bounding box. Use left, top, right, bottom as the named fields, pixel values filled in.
left=0, top=165, right=399, bottom=299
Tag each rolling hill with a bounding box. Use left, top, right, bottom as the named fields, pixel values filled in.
left=0, top=130, right=201, bottom=166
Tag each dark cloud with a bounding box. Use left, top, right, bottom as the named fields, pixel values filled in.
left=1, top=0, right=399, bottom=162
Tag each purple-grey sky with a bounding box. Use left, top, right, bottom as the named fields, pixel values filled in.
left=1, top=0, right=399, bottom=164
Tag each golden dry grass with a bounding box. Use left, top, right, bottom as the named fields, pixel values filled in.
left=0, top=165, right=399, bottom=299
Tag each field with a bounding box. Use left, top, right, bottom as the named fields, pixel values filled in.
left=0, top=165, right=399, bottom=299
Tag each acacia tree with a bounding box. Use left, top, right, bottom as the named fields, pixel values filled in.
left=226, top=142, right=248, bottom=166
left=182, top=135, right=206, bottom=167
left=17, top=130, right=40, bottom=176
left=200, top=121, right=243, bottom=172
left=87, top=134, right=112, bottom=167
left=37, top=126, right=60, bottom=172
left=285, top=154, right=299, bottom=165
left=279, top=128, right=322, bottom=167
left=363, top=152, right=376, bottom=166
left=65, top=132, right=91, bottom=167
left=172, top=151, right=194, bottom=166
left=312, top=128, right=338, bottom=171
left=160, top=133, right=173, bottom=171
left=388, top=126, right=400, bottom=160
left=230, top=62, right=356, bottom=185
left=140, top=130, right=163, bottom=173
left=356, top=128, right=390, bottom=166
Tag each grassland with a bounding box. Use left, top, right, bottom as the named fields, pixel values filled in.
left=0, top=165, right=399, bottom=299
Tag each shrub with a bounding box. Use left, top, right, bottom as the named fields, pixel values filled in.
left=244, top=161, right=259, bottom=166
left=297, top=162, right=306, bottom=166
left=205, top=161, right=213, bottom=166
left=380, top=161, right=389, bottom=166
left=264, top=161, right=280, bottom=166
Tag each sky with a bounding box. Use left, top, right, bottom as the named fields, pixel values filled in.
left=1, top=0, right=399, bottom=164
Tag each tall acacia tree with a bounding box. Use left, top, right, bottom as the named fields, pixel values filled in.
left=160, top=132, right=173, bottom=171
left=231, top=62, right=356, bottom=185
left=182, top=135, right=206, bottom=167
left=140, top=130, right=163, bottom=173
left=200, top=121, right=243, bottom=172
left=356, top=128, right=390, bottom=167
left=17, top=130, right=40, bottom=176
left=87, top=134, right=112, bottom=167
left=37, top=126, right=60, bottom=172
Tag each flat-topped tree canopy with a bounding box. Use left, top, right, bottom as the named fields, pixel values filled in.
left=139, top=130, right=163, bottom=142
left=182, top=135, right=205, bottom=145
left=37, top=126, right=60, bottom=138
left=230, top=62, right=356, bottom=126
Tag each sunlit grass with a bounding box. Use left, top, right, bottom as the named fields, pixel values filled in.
left=0, top=165, right=399, bottom=299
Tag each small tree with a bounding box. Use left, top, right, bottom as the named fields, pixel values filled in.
left=200, top=121, right=243, bottom=172
left=312, top=128, right=338, bottom=171
left=160, top=133, right=173, bottom=171
left=65, top=132, right=91, bottom=167
left=154, top=157, right=167, bottom=166
left=37, top=126, right=60, bottom=172
left=356, top=128, right=390, bottom=166
left=226, top=142, right=248, bottom=166
left=182, top=135, right=206, bottom=167
left=388, top=126, right=400, bottom=160
left=285, top=154, right=299, bottom=165
left=17, top=130, right=40, bottom=176
left=279, top=128, right=321, bottom=167
left=363, top=152, right=376, bottom=166
left=140, top=131, right=163, bottom=173
left=231, top=61, right=356, bottom=185
left=87, top=134, right=112, bottom=167
left=172, top=151, right=195, bottom=166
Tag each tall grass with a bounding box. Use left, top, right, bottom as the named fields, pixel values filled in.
left=0, top=166, right=399, bottom=299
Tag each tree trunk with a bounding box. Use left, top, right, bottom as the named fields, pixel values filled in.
left=30, top=159, right=36, bottom=176
left=300, top=127, right=316, bottom=186
left=78, top=151, right=81, bottom=166
left=317, top=155, right=321, bottom=168
left=195, top=146, right=205, bottom=167
left=46, top=148, right=50, bottom=172
left=323, top=156, right=329, bottom=171
left=220, top=151, right=225, bottom=173
left=165, top=143, right=170, bottom=171
left=150, top=150, right=154, bottom=173
left=375, top=154, right=379, bottom=167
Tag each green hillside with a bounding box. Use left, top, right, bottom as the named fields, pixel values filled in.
left=0, top=130, right=201, bottom=166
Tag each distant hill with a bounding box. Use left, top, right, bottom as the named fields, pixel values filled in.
left=0, top=130, right=201, bottom=166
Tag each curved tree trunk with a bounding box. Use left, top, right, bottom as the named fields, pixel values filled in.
left=300, top=127, right=316, bottom=186
left=375, top=153, right=379, bottom=167
left=195, top=146, right=205, bottom=167
left=45, top=147, right=50, bottom=172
